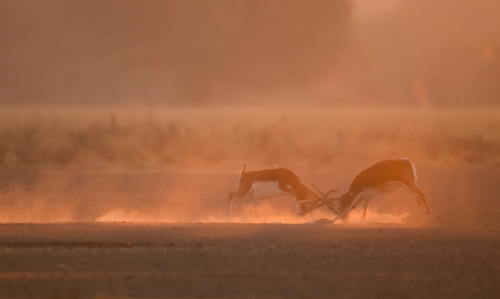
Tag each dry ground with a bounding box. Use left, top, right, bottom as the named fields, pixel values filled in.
left=0, top=164, right=499, bottom=299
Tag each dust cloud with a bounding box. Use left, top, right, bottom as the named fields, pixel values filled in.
left=0, top=106, right=498, bottom=223
left=0, top=171, right=412, bottom=224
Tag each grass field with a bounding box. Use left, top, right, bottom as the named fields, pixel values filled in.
left=0, top=106, right=499, bottom=169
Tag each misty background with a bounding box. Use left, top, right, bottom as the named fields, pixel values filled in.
left=1, top=0, right=499, bottom=106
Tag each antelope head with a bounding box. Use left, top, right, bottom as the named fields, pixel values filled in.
left=296, top=184, right=339, bottom=216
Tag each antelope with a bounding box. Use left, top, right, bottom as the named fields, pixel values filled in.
left=325, top=158, right=431, bottom=223
left=228, top=165, right=338, bottom=217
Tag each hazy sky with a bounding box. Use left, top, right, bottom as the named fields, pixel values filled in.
left=351, top=0, right=401, bottom=20
left=0, top=0, right=498, bottom=106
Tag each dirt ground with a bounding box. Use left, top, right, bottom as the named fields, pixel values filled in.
left=0, top=164, right=499, bottom=298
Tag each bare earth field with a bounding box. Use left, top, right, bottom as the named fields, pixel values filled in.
left=0, top=165, right=499, bottom=299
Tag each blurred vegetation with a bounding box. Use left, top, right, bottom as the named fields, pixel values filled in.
left=0, top=107, right=499, bottom=168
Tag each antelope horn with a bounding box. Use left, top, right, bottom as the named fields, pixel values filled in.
left=312, top=184, right=340, bottom=200
left=311, top=184, right=325, bottom=196
left=311, top=184, right=339, bottom=210
left=323, top=187, right=340, bottom=199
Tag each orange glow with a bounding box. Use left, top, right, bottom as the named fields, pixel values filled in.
left=0, top=1, right=499, bottom=225
left=0, top=106, right=498, bottom=223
